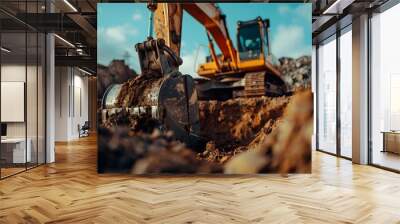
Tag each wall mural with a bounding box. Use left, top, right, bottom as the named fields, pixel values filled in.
left=97, top=3, right=313, bottom=174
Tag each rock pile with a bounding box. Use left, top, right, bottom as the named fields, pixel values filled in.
left=278, top=56, right=311, bottom=91
left=97, top=60, right=137, bottom=100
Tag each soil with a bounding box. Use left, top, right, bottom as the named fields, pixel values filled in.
left=115, top=75, right=164, bottom=108
left=98, top=89, right=311, bottom=174
left=98, top=111, right=222, bottom=174
left=98, top=56, right=313, bottom=174
left=197, top=95, right=291, bottom=163
left=224, top=89, right=313, bottom=174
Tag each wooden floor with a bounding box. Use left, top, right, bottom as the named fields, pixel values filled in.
left=1, top=167, right=26, bottom=178
left=372, top=150, right=400, bottom=171
left=1, top=135, right=400, bottom=224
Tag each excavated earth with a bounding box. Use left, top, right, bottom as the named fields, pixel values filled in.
left=98, top=56, right=312, bottom=174
left=197, top=95, right=290, bottom=163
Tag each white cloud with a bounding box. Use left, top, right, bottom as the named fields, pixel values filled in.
left=98, top=24, right=141, bottom=71
left=102, top=24, right=139, bottom=43
left=179, top=47, right=207, bottom=77
left=272, top=25, right=310, bottom=59
left=132, top=11, right=143, bottom=21
left=104, top=26, right=126, bottom=42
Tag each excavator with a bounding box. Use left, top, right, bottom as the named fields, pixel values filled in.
left=149, top=3, right=287, bottom=100
left=102, top=3, right=287, bottom=148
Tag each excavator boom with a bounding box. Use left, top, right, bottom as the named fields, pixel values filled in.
left=182, top=3, right=236, bottom=63
left=151, top=3, right=237, bottom=66
left=151, top=3, right=183, bottom=56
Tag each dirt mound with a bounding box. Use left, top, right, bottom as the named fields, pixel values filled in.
left=98, top=54, right=313, bottom=174
left=98, top=112, right=222, bottom=174
left=99, top=89, right=312, bottom=174
left=197, top=95, right=291, bottom=163
left=224, top=89, right=313, bottom=174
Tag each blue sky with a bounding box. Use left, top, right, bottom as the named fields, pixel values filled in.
left=98, top=3, right=311, bottom=75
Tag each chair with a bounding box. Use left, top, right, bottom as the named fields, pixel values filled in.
left=79, top=121, right=90, bottom=138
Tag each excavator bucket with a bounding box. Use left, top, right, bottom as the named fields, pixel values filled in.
left=102, top=38, right=203, bottom=149
left=130, top=38, right=204, bottom=149
left=158, top=74, right=203, bottom=149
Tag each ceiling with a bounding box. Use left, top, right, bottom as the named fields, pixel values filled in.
left=311, top=0, right=391, bottom=43
left=1, top=0, right=97, bottom=73
left=1, top=0, right=395, bottom=72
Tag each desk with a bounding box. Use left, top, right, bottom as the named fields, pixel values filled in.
left=1, top=138, right=31, bottom=163
left=382, top=131, right=400, bottom=154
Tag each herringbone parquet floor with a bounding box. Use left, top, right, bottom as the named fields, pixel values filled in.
left=1, top=135, right=400, bottom=224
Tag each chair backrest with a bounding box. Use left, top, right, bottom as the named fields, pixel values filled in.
left=82, top=121, right=90, bottom=129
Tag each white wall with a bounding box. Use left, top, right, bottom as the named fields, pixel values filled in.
left=55, top=67, right=89, bottom=141
left=55, top=67, right=69, bottom=141
left=1, top=63, right=46, bottom=164
left=0, top=65, right=41, bottom=138
left=1, top=65, right=26, bottom=138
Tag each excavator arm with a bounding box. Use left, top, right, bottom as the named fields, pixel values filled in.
left=150, top=3, right=183, bottom=57
left=182, top=3, right=237, bottom=66
left=150, top=3, right=238, bottom=70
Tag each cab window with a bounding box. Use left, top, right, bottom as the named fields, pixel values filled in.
left=237, top=23, right=262, bottom=60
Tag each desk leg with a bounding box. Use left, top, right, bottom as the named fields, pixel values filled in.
left=382, top=133, right=386, bottom=153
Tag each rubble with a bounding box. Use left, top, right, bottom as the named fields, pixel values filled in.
left=278, top=56, right=311, bottom=91
left=97, top=60, right=137, bottom=99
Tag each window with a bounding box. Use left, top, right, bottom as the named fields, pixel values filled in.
left=0, top=1, right=46, bottom=179
left=316, top=26, right=353, bottom=159
left=317, top=35, right=337, bottom=154
left=237, top=23, right=262, bottom=60
left=370, top=3, right=400, bottom=171
left=339, top=27, right=352, bottom=158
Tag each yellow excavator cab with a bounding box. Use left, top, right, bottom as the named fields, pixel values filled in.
left=197, top=16, right=280, bottom=79
left=236, top=17, right=269, bottom=63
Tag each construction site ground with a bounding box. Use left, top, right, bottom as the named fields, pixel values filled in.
left=98, top=56, right=312, bottom=174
